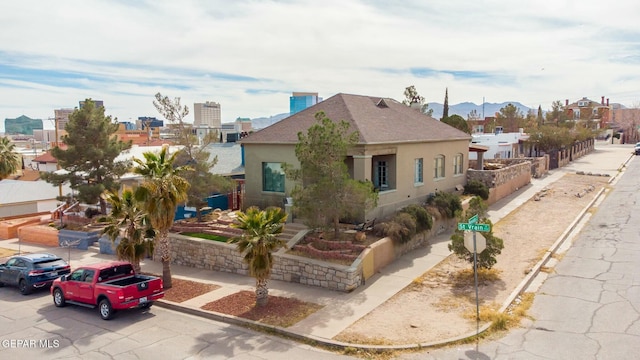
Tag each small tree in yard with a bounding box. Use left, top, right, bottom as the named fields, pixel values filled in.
left=229, top=206, right=287, bottom=306
left=448, top=196, right=504, bottom=269
left=285, top=111, right=378, bottom=238
left=0, top=136, right=20, bottom=180
left=101, top=189, right=155, bottom=273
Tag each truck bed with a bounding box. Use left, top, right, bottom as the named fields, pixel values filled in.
left=103, top=274, right=157, bottom=287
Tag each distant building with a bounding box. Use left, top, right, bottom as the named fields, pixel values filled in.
left=194, top=101, right=222, bottom=127
left=290, top=92, right=322, bottom=115
left=469, top=131, right=529, bottom=160
left=79, top=99, right=104, bottom=109
left=137, top=117, right=164, bottom=130
left=4, top=115, right=43, bottom=135
left=564, top=96, right=611, bottom=129
left=54, top=108, right=74, bottom=132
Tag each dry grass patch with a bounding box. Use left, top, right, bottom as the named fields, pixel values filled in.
left=452, top=267, right=502, bottom=286
left=0, top=247, right=17, bottom=258
left=201, top=290, right=323, bottom=328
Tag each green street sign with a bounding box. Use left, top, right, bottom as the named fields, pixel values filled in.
left=458, top=222, right=490, bottom=232
left=469, top=214, right=478, bottom=224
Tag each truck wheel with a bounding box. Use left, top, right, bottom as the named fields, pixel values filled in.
left=19, top=279, right=32, bottom=295
left=53, top=288, right=66, bottom=307
left=99, top=299, right=114, bottom=320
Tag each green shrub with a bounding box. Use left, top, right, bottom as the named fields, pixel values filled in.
left=464, top=180, right=490, bottom=200
left=428, top=191, right=462, bottom=218
left=400, top=204, right=433, bottom=232
left=373, top=212, right=416, bottom=244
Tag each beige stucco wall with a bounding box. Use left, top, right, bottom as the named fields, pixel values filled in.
left=243, top=143, right=299, bottom=209
left=243, top=138, right=470, bottom=221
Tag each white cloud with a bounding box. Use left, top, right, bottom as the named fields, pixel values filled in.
left=0, top=0, right=639, bottom=131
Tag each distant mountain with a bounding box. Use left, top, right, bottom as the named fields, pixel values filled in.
left=427, top=101, right=533, bottom=120
left=250, top=113, right=290, bottom=129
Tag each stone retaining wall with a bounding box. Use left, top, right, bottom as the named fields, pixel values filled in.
left=166, top=234, right=362, bottom=291
left=0, top=216, right=42, bottom=240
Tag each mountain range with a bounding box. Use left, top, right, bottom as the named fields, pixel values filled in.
left=249, top=101, right=534, bottom=129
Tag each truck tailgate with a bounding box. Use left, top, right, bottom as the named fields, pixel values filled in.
left=119, top=277, right=164, bottom=304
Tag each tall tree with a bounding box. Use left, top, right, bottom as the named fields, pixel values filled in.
left=285, top=112, right=378, bottom=238
left=495, top=103, right=525, bottom=133
left=441, top=114, right=471, bottom=134
left=229, top=206, right=287, bottom=306
left=134, top=145, right=190, bottom=289
left=41, top=99, right=131, bottom=213
left=442, top=87, right=449, bottom=120
left=101, top=188, right=155, bottom=273
left=402, top=85, right=434, bottom=117
left=0, top=136, right=20, bottom=180
left=153, top=93, right=234, bottom=221
left=537, top=105, right=544, bottom=127
left=545, top=100, right=569, bottom=125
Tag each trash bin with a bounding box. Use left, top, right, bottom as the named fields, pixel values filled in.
left=283, top=197, right=293, bottom=223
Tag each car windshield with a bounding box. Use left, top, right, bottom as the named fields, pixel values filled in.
left=33, top=259, right=67, bottom=269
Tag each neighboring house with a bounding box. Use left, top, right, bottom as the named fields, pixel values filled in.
left=564, top=96, right=611, bottom=129
left=240, top=93, right=471, bottom=221
left=32, top=152, right=59, bottom=172
left=0, top=180, right=71, bottom=218
left=469, top=131, right=530, bottom=160
left=202, top=143, right=244, bottom=179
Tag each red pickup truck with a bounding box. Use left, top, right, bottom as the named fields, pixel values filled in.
left=50, top=261, right=164, bottom=320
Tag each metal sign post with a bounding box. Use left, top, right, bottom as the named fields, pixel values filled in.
left=458, top=215, right=490, bottom=338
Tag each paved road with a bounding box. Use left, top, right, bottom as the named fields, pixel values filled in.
left=0, top=288, right=354, bottom=359
left=403, top=152, right=640, bottom=359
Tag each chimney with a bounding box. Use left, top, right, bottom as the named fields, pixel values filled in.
left=607, top=98, right=609, bottom=106
left=601, top=96, right=605, bottom=105
left=565, top=99, right=569, bottom=106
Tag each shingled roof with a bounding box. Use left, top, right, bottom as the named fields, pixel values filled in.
left=241, top=93, right=471, bottom=145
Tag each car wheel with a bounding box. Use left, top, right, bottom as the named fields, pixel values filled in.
left=0, top=281, right=4, bottom=287
left=53, top=288, right=66, bottom=307
left=19, top=279, right=32, bottom=295
left=99, top=299, right=114, bottom=320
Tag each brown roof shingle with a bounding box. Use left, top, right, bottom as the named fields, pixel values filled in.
left=241, top=93, right=471, bottom=145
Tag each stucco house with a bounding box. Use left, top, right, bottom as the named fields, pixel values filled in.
left=240, top=93, right=471, bottom=221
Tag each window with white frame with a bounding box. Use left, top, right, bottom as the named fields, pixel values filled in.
left=434, top=155, right=445, bottom=179
left=454, top=153, right=463, bottom=175
left=414, top=158, right=423, bottom=183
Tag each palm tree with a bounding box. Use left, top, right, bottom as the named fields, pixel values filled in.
left=229, top=206, right=287, bottom=306
left=101, top=189, right=155, bottom=273
left=133, top=145, right=190, bottom=289
left=0, top=136, right=20, bottom=180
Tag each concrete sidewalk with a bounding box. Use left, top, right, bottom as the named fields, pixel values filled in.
left=0, top=141, right=634, bottom=348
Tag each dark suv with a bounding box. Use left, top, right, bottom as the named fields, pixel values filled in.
left=0, top=253, right=70, bottom=294
left=635, top=142, right=640, bottom=155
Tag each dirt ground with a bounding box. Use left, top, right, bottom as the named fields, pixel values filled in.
left=334, top=173, right=610, bottom=345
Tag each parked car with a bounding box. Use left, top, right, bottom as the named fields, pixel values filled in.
left=0, top=253, right=71, bottom=295
left=51, top=261, right=164, bottom=320
left=634, top=142, right=640, bottom=155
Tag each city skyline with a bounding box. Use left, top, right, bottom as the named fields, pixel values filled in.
left=1, top=1, right=639, bottom=132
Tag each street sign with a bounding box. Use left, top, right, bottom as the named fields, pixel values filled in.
left=458, top=223, right=490, bottom=232
left=464, top=231, right=487, bottom=253
left=468, top=214, right=478, bottom=224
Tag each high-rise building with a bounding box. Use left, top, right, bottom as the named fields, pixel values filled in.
left=4, top=115, right=43, bottom=135
left=290, top=92, right=322, bottom=115
left=194, top=101, right=222, bottom=127
left=54, top=109, right=74, bottom=132
left=79, top=100, right=104, bottom=109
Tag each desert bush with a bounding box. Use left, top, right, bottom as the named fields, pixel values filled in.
left=464, top=180, right=490, bottom=200
left=373, top=212, right=416, bottom=243
left=427, top=191, right=463, bottom=219
left=400, top=204, right=433, bottom=232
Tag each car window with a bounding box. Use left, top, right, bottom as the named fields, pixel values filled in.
left=34, top=259, right=67, bottom=269
left=83, top=270, right=95, bottom=283
left=69, top=269, right=84, bottom=281
left=15, top=259, right=27, bottom=268
left=6, top=258, right=17, bottom=267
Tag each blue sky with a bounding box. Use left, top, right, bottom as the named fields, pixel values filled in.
left=1, top=0, right=639, bottom=131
